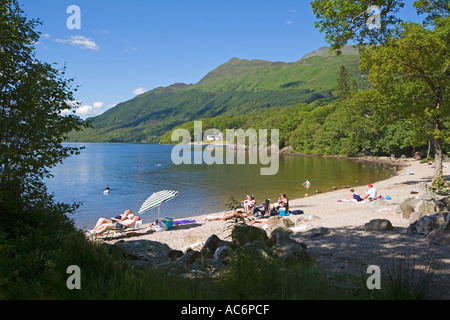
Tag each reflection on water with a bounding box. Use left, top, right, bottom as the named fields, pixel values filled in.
left=45, top=143, right=394, bottom=229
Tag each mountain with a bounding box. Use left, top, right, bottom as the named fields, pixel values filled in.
left=68, top=46, right=364, bottom=143
left=299, top=45, right=359, bottom=60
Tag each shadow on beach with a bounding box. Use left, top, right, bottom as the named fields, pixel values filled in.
left=291, top=226, right=450, bottom=299
left=102, top=215, right=450, bottom=299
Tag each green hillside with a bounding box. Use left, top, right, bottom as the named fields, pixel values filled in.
left=193, top=46, right=361, bottom=92
left=68, top=46, right=366, bottom=144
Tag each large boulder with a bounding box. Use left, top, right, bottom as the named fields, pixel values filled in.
left=269, top=226, right=293, bottom=238
left=441, top=196, right=450, bottom=209
left=262, top=216, right=294, bottom=234
left=231, top=223, right=268, bottom=246
left=426, top=229, right=450, bottom=246
left=213, top=245, right=232, bottom=264
left=413, top=199, right=445, bottom=217
left=418, top=191, right=441, bottom=201
left=175, top=249, right=202, bottom=266
left=407, top=211, right=450, bottom=236
left=271, top=232, right=309, bottom=263
left=399, top=192, right=450, bottom=222
left=232, top=222, right=310, bottom=264
left=308, top=227, right=333, bottom=238
left=113, top=239, right=173, bottom=267
left=201, top=234, right=228, bottom=258
left=399, top=197, right=421, bottom=219
left=364, top=219, right=395, bottom=232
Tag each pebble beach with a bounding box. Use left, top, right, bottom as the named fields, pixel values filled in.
left=101, top=157, right=450, bottom=299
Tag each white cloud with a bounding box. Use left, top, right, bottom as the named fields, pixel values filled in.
left=55, top=35, right=99, bottom=50
left=133, top=87, right=147, bottom=95
left=76, top=105, right=97, bottom=116
left=93, top=102, right=104, bottom=109
left=286, top=20, right=294, bottom=25
left=60, top=101, right=116, bottom=118
left=77, top=102, right=117, bottom=118
left=75, top=102, right=104, bottom=117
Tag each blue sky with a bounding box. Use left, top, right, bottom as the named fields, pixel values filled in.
left=19, top=1, right=422, bottom=119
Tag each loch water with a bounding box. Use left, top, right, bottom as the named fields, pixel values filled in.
left=44, top=143, right=395, bottom=230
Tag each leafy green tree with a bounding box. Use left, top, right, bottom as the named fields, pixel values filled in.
left=310, top=0, right=406, bottom=53
left=310, top=0, right=448, bottom=53
left=337, top=65, right=351, bottom=99
left=413, top=0, right=450, bottom=26
left=359, top=19, right=449, bottom=184
left=0, top=0, right=86, bottom=212
left=350, top=79, right=359, bottom=95
left=311, top=0, right=449, bottom=185
left=375, top=120, right=416, bottom=156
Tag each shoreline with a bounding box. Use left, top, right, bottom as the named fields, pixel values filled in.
left=283, top=152, right=412, bottom=168
left=100, top=157, right=443, bottom=248
left=98, top=157, right=450, bottom=299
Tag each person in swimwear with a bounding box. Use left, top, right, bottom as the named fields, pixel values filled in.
left=91, top=209, right=133, bottom=231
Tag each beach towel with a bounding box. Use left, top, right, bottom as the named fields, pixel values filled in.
left=173, top=219, right=196, bottom=225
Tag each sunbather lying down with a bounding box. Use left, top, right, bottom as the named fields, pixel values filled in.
left=89, top=216, right=141, bottom=236
left=205, top=211, right=249, bottom=221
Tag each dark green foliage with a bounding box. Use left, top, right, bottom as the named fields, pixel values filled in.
left=337, top=65, right=351, bottom=99
left=0, top=0, right=87, bottom=209
left=311, top=0, right=449, bottom=184
left=0, top=0, right=87, bottom=298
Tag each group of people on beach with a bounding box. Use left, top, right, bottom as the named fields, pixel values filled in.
left=206, top=182, right=381, bottom=222
left=205, top=193, right=289, bottom=221
left=88, top=182, right=382, bottom=237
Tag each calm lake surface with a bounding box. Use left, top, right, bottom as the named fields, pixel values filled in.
left=44, top=143, right=395, bottom=229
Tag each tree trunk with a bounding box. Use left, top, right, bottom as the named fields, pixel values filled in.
left=432, top=116, right=443, bottom=186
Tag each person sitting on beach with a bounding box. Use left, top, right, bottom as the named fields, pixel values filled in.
left=91, top=209, right=133, bottom=231
left=361, top=184, right=377, bottom=201
left=270, top=193, right=288, bottom=211
left=241, top=195, right=256, bottom=214
left=340, top=189, right=362, bottom=202
left=89, top=215, right=141, bottom=236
